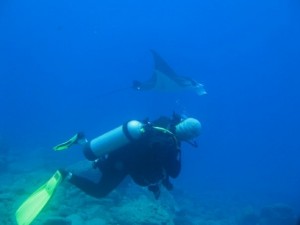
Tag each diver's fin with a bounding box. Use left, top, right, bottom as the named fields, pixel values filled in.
left=15, top=170, right=63, bottom=225
left=53, top=132, right=86, bottom=151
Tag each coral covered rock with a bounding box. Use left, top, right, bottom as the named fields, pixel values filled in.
left=42, top=217, right=71, bottom=225
left=112, top=196, right=174, bottom=225
left=259, top=204, right=297, bottom=225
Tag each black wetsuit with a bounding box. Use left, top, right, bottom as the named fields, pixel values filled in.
left=69, top=116, right=181, bottom=199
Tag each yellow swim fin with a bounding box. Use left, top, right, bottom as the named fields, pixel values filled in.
left=53, top=132, right=85, bottom=151
left=15, top=170, right=63, bottom=225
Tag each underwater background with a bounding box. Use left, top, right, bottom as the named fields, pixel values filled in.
left=0, top=0, right=300, bottom=224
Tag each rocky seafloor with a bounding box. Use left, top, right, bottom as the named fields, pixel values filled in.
left=1, top=148, right=299, bottom=225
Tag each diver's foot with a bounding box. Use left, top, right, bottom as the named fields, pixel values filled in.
left=74, top=132, right=88, bottom=145
left=58, top=169, right=73, bottom=181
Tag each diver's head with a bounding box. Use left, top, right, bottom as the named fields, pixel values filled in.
left=175, top=118, right=201, bottom=141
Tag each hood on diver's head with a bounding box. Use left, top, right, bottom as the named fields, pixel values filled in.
left=175, top=118, right=201, bottom=141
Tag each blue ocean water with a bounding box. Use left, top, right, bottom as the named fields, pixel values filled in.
left=1, top=0, right=300, bottom=221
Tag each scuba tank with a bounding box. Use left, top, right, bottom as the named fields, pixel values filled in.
left=84, top=120, right=144, bottom=160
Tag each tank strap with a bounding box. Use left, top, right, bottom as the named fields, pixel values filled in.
left=152, top=126, right=179, bottom=148
left=122, top=121, right=138, bottom=142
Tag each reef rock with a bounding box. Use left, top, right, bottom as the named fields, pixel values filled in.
left=112, top=195, right=174, bottom=225
left=42, top=217, right=71, bottom=225
left=259, top=204, right=297, bottom=225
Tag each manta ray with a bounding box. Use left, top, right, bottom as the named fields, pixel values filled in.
left=133, top=50, right=207, bottom=96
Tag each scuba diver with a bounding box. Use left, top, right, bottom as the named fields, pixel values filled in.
left=55, top=113, right=202, bottom=199
left=15, top=113, right=202, bottom=225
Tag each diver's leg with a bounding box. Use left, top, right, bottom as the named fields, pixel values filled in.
left=69, top=169, right=127, bottom=198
